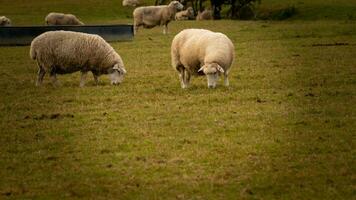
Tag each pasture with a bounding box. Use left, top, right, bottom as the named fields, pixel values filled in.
left=0, top=0, right=355, bottom=199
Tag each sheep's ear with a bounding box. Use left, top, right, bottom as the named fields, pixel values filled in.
left=198, top=66, right=204, bottom=72
left=113, top=64, right=119, bottom=70
left=216, top=65, right=225, bottom=73
left=120, top=67, right=127, bottom=74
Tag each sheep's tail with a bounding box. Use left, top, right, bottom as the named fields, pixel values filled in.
left=170, top=44, right=180, bottom=69
left=29, top=44, right=36, bottom=60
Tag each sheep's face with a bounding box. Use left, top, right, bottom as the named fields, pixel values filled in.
left=108, top=64, right=126, bottom=85
left=198, top=63, right=224, bottom=88
left=0, top=17, right=11, bottom=26
left=187, top=7, right=194, bottom=14
left=170, top=1, right=184, bottom=11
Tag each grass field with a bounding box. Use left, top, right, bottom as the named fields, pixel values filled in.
left=0, top=0, right=355, bottom=199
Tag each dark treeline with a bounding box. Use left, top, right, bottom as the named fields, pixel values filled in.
left=155, top=0, right=260, bottom=19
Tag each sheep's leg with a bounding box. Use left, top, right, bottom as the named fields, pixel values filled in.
left=50, top=73, right=59, bottom=87
left=133, top=22, right=139, bottom=35
left=179, top=72, right=185, bottom=88
left=184, top=70, right=191, bottom=88
left=36, top=67, right=46, bottom=86
left=163, top=24, right=168, bottom=34
left=177, top=66, right=186, bottom=88
left=92, top=72, right=99, bottom=85
left=224, top=73, right=229, bottom=86
left=80, top=71, right=87, bottom=87
left=134, top=26, right=138, bottom=35
left=93, top=74, right=99, bottom=85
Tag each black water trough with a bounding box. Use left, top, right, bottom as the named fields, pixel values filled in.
left=0, top=24, right=133, bottom=46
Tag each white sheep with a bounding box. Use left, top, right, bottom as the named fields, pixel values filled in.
left=122, top=0, right=140, bottom=7
left=196, top=9, right=213, bottom=20
left=171, top=29, right=234, bottom=88
left=0, top=16, right=11, bottom=26
left=30, top=31, right=126, bottom=87
left=45, top=12, right=84, bottom=25
left=175, top=7, right=194, bottom=20
left=133, top=0, right=184, bottom=34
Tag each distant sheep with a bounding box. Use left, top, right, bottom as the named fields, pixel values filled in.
left=175, top=7, right=194, bottom=20
left=30, top=31, right=126, bottom=87
left=0, top=16, right=11, bottom=26
left=171, top=29, right=234, bottom=88
left=122, top=0, right=140, bottom=7
left=45, top=12, right=84, bottom=25
left=133, top=0, right=184, bottom=34
left=196, top=9, right=213, bottom=20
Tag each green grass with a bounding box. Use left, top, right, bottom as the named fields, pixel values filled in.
left=0, top=0, right=355, bottom=199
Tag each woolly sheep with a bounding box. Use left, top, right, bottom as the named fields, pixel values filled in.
left=0, top=16, right=11, bottom=26
left=122, top=0, right=140, bottom=7
left=171, top=29, right=234, bottom=88
left=175, top=7, right=194, bottom=20
left=133, top=0, right=184, bottom=34
left=45, top=12, right=84, bottom=25
left=30, top=31, right=126, bottom=87
left=196, top=9, right=213, bottom=20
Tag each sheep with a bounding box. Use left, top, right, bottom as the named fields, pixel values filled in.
left=30, top=31, right=126, bottom=87
left=133, top=0, right=184, bottom=35
left=0, top=16, right=11, bottom=26
left=171, top=29, right=234, bottom=88
left=175, top=7, right=194, bottom=20
left=45, top=12, right=84, bottom=25
left=196, top=9, right=213, bottom=20
left=122, top=0, right=140, bottom=7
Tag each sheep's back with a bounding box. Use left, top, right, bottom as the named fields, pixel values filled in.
left=31, top=31, right=110, bottom=70
left=136, top=6, right=166, bottom=18
left=176, top=29, right=211, bottom=58
left=174, top=29, right=234, bottom=70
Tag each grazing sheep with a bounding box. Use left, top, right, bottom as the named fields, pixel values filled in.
left=45, top=12, right=84, bottom=25
left=196, top=9, right=213, bottom=20
left=175, top=7, right=194, bottom=20
left=30, top=31, right=126, bottom=87
left=0, top=16, right=11, bottom=26
left=133, top=0, right=184, bottom=34
left=171, top=29, right=234, bottom=88
left=122, top=0, right=140, bottom=7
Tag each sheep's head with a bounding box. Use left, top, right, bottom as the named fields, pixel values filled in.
left=198, top=63, right=224, bottom=88
left=169, top=1, right=184, bottom=11
left=108, top=63, right=127, bottom=85
left=187, top=7, right=194, bottom=18
left=0, top=16, right=11, bottom=26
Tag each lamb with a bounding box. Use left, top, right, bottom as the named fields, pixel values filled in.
left=0, top=16, right=11, bottom=26
left=171, top=29, right=234, bottom=88
left=122, top=0, right=140, bottom=7
left=175, top=7, right=194, bottom=20
left=196, top=9, right=213, bottom=20
left=30, top=31, right=126, bottom=87
left=133, top=0, right=184, bottom=34
left=45, top=12, right=84, bottom=25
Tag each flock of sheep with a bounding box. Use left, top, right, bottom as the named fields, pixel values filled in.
left=2, top=0, right=234, bottom=89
